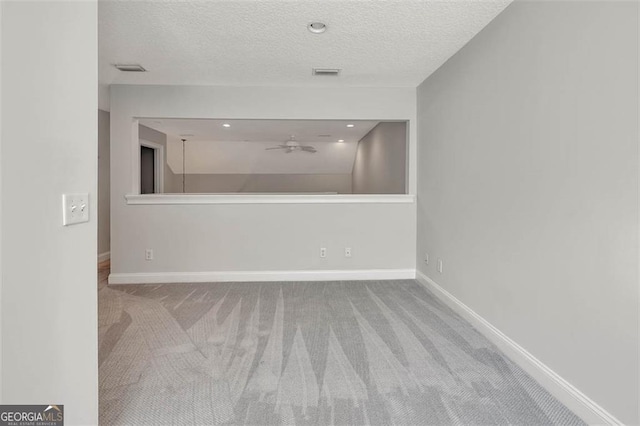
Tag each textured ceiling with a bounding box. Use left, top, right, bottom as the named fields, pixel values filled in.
left=139, top=118, right=380, bottom=144
left=99, top=0, right=512, bottom=88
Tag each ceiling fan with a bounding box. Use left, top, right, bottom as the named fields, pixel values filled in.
left=266, top=136, right=317, bottom=154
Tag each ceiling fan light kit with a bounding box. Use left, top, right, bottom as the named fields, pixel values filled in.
left=266, top=136, right=317, bottom=154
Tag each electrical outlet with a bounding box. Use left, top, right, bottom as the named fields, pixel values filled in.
left=320, top=247, right=327, bottom=258
left=437, top=259, right=443, bottom=274
left=345, top=247, right=352, bottom=258
left=424, top=253, right=429, bottom=264
left=62, top=193, right=89, bottom=226
left=145, top=249, right=154, bottom=261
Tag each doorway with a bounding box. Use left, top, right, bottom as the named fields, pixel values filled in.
left=139, top=139, right=165, bottom=194
left=140, top=146, right=155, bottom=194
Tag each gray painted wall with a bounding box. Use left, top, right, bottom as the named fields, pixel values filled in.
left=352, top=122, right=406, bottom=194
left=166, top=166, right=182, bottom=193
left=110, top=85, right=416, bottom=276
left=416, top=1, right=638, bottom=423
left=178, top=173, right=352, bottom=194
left=98, top=110, right=110, bottom=257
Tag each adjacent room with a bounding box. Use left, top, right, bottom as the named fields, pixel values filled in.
left=0, top=0, right=637, bottom=425
left=135, top=119, right=408, bottom=195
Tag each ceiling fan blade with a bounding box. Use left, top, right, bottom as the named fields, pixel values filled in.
left=301, top=146, right=317, bottom=153
left=265, top=145, right=287, bottom=150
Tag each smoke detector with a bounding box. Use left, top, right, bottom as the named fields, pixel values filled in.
left=308, top=22, right=327, bottom=34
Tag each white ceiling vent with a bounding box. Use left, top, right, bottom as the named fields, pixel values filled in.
left=312, top=68, right=341, bottom=76
left=114, top=64, right=146, bottom=72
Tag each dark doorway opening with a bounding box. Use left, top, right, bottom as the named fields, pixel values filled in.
left=140, top=145, right=156, bottom=194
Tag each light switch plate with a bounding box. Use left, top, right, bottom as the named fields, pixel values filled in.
left=62, top=193, right=89, bottom=226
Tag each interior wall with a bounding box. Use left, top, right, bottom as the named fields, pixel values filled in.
left=1, top=2, right=98, bottom=424
left=99, top=83, right=110, bottom=112
left=352, top=122, right=407, bottom=194
left=182, top=173, right=352, bottom=194
left=111, top=85, right=416, bottom=275
left=164, top=136, right=353, bottom=194
left=416, top=1, right=638, bottom=423
left=166, top=166, right=182, bottom=194
left=99, top=109, right=110, bottom=257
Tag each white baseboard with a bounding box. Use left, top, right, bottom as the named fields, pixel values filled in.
left=415, top=271, right=621, bottom=426
left=109, top=268, right=416, bottom=285
left=98, top=251, right=110, bottom=263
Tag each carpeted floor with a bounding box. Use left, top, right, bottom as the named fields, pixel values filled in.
left=98, top=265, right=584, bottom=425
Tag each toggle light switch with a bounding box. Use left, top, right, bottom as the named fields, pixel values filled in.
left=62, top=193, right=89, bottom=226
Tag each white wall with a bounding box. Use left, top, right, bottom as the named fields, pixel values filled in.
left=417, top=1, right=638, bottom=423
left=110, top=85, right=416, bottom=276
left=352, top=122, right=407, bottom=194
left=1, top=2, right=98, bottom=424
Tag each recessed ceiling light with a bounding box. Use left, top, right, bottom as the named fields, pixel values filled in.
left=114, top=64, right=146, bottom=72
left=346, top=124, right=355, bottom=128
left=308, top=22, right=327, bottom=34
left=338, top=139, right=345, bottom=142
left=223, top=123, right=231, bottom=128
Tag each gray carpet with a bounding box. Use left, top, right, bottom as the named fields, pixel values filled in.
left=99, top=274, right=584, bottom=425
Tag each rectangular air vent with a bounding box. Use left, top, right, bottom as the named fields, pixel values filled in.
left=115, top=64, right=147, bottom=72
left=312, top=68, right=341, bottom=76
